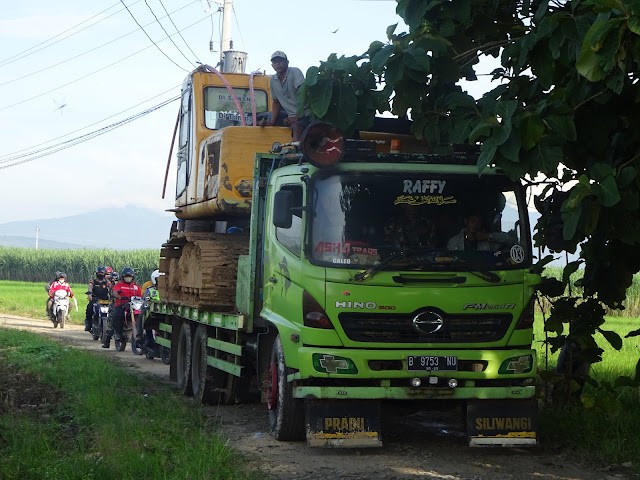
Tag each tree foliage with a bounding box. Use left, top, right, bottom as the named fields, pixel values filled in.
left=301, top=0, right=640, bottom=373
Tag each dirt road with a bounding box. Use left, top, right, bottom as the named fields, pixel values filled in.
left=0, top=314, right=631, bottom=480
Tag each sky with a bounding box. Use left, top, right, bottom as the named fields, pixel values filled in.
left=0, top=0, right=498, bottom=227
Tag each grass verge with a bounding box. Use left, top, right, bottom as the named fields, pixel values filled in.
left=0, top=327, right=261, bottom=480
left=534, top=313, right=640, bottom=470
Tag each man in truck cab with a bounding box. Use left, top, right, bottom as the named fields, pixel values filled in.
left=264, top=50, right=310, bottom=141
left=447, top=212, right=513, bottom=251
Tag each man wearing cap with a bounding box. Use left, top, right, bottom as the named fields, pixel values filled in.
left=268, top=50, right=310, bottom=141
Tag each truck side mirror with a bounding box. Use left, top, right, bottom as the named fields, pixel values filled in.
left=273, top=190, right=293, bottom=228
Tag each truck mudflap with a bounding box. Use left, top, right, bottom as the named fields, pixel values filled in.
left=466, top=399, right=538, bottom=447
left=305, top=400, right=382, bottom=448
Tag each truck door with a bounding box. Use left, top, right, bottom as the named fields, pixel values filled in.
left=264, top=181, right=305, bottom=322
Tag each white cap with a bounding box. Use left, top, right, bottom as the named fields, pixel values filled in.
left=271, top=50, right=287, bottom=61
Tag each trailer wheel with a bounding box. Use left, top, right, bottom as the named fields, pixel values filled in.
left=193, top=327, right=249, bottom=405
left=267, top=335, right=305, bottom=441
left=192, top=325, right=217, bottom=404
left=176, top=322, right=193, bottom=396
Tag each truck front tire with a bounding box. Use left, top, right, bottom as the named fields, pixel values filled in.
left=267, top=335, right=305, bottom=441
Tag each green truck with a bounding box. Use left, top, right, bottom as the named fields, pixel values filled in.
left=149, top=106, right=540, bottom=447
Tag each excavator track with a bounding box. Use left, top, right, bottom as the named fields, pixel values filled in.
left=158, top=232, right=249, bottom=312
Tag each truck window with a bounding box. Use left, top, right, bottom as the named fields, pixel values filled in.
left=309, top=173, right=531, bottom=271
left=276, top=185, right=303, bottom=257
left=203, top=87, right=268, bottom=129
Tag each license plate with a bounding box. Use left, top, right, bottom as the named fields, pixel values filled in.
left=407, top=355, right=458, bottom=371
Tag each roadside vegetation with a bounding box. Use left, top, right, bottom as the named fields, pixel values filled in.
left=533, top=312, right=640, bottom=469
left=0, top=246, right=160, bottom=284
left=542, top=266, right=640, bottom=317
left=0, top=327, right=261, bottom=480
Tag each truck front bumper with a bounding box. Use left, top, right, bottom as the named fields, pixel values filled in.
left=292, top=346, right=536, bottom=401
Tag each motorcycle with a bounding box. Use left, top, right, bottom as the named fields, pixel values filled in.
left=114, top=296, right=144, bottom=352
left=92, top=299, right=111, bottom=342
left=132, top=327, right=171, bottom=364
left=51, top=289, right=77, bottom=328
left=130, top=293, right=170, bottom=363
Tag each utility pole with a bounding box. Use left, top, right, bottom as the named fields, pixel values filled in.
left=35, top=227, right=39, bottom=250
left=219, top=0, right=246, bottom=73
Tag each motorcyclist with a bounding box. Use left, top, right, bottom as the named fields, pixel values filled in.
left=48, top=272, right=74, bottom=321
left=84, top=266, right=111, bottom=332
left=102, top=267, right=141, bottom=349
left=45, top=271, right=61, bottom=319
left=139, top=270, right=161, bottom=352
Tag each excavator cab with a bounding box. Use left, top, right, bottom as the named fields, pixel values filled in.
left=174, top=67, right=291, bottom=219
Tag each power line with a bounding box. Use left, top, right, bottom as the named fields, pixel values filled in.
left=143, top=0, right=196, bottom=68
left=0, top=96, right=179, bottom=170
left=0, top=1, right=199, bottom=88
left=0, top=43, right=155, bottom=111
left=232, top=3, right=246, bottom=51
left=0, top=0, right=143, bottom=69
left=0, top=85, right=180, bottom=162
left=119, top=0, right=189, bottom=72
left=157, top=0, right=201, bottom=62
left=0, top=15, right=208, bottom=112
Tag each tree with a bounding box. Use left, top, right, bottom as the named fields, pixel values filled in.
left=300, top=0, right=640, bottom=381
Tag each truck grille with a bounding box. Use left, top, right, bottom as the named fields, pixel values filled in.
left=337, top=311, right=513, bottom=343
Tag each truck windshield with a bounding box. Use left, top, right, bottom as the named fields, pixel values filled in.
left=203, top=86, right=268, bottom=129
left=309, top=172, right=531, bottom=271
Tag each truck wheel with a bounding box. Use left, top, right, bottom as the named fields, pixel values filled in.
left=176, top=322, right=193, bottom=396
left=267, top=335, right=305, bottom=441
left=192, top=325, right=217, bottom=403
left=57, top=310, right=65, bottom=329
left=161, top=347, right=171, bottom=365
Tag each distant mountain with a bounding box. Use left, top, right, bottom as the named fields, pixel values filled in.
left=0, top=235, right=88, bottom=250
left=0, top=206, right=174, bottom=250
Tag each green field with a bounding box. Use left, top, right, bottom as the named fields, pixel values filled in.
left=0, top=280, right=89, bottom=324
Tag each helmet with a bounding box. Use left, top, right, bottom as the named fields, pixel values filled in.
left=106, top=266, right=113, bottom=274
left=151, top=269, right=160, bottom=285
left=96, top=266, right=107, bottom=275
left=110, top=272, right=119, bottom=282
left=57, top=272, right=67, bottom=280
left=121, top=267, right=135, bottom=278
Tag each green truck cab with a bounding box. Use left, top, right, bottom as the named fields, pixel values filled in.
left=152, top=123, right=540, bottom=448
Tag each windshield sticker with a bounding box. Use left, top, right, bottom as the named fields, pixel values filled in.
left=403, top=179, right=447, bottom=194
left=510, top=245, right=525, bottom=264
left=315, top=242, right=378, bottom=257
left=394, top=194, right=457, bottom=206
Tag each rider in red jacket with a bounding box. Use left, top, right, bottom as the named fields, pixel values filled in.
left=102, top=267, right=141, bottom=349
left=49, top=272, right=74, bottom=298
left=47, top=272, right=74, bottom=320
